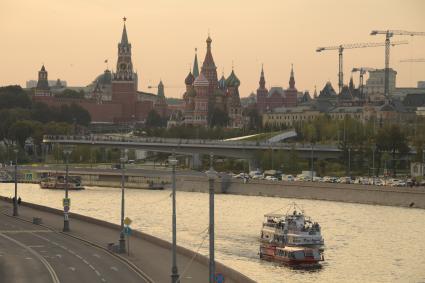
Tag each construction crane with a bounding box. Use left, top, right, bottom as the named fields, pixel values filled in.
left=316, top=41, right=407, bottom=94
left=370, top=30, right=425, bottom=97
left=351, top=67, right=376, bottom=100
left=399, top=58, right=425, bottom=63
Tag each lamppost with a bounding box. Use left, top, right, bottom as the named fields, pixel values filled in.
left=348, top=147, right=351, bottom=177
left=205, top=153, right=217, bottom=283
left=310, top=143, right=314, bottom=182
left=13, top=149, right=18, bottom=216
left=63, top=146, right=73, bottom=232
left=372, top=144, right=376, bottom=184
left=169, top=153, right=179, bottom=283
left=119, top=155, right=126, bottom=253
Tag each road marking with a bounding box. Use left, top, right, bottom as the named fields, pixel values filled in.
left=28, top=245, right=45, bottom=248
left=68, top=267, right=76, bottom=271
left=110, top=266, right=119, bottom=272
left=95, top=270, right=101, bottom=276
left=0, top=230, right=52, bottom=233
left=56, top=254, right=62, bottom=259
left=101, top=279, right=106, bottom=282
left=83, top=259, right=89, bottom=264
left=92, top=253, right=100, bottom=258
left=0, top=233, right=60, bottom=283
left=25, top=257, right=33, bottom=260
left=76, top=254, right=82, bottom=259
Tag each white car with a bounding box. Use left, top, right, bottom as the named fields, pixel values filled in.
left=283, top=175, right=294, bottom=182
left=265, top=176, right=278, bottom=181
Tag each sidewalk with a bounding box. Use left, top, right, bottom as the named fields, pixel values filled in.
left=0, top=199, right=251, bottom=283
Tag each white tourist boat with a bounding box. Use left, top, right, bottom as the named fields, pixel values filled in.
left=259, top=203, right=324, bottom=264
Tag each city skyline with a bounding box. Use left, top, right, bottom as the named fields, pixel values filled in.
left=1, top=0, right=425, bottom=98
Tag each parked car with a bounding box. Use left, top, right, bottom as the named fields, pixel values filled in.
left=265, top=176, right=278, bottom=181
left=282, top=175, right=295, bottom=182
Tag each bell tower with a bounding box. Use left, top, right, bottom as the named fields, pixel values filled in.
left=111, top=17, right=137, bottom=122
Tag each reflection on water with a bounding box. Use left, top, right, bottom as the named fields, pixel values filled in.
left=1, top=183, right=425, bottom=283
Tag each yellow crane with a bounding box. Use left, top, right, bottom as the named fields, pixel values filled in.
left=316, top=41, right=407, bottom=94
left=370, top=30, right=425, bottom=96
left=399, top=58, right=425, bottom=63
left=351, top=67, right=376, bottom=100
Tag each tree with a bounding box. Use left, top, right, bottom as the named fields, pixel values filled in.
left=376, top=124, right=409, bottom=177
left=55, top=89, right=85, bottom=99
left=209, top=108, right=229, bottom=128
left=8, top=120, right=43, bottom=148
left=0, top=85, right=31, bottom=110
left=145, top=110, right=164, bottom=128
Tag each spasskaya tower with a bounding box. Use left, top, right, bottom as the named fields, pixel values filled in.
left=111, top=17, right=138, bottom=122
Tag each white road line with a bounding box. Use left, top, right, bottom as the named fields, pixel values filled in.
left=95, top=270, right=101, bottom=276
left=110, top=266, right=119, bottom=272
left=92, top=253, right=100, bottom=258
left=28, top=245, right=45, bottom=248
left=0, top=233, right=60, bottom=283
left=101, top=278, right=106, bottom=282
left=68, top=267, right=76, bottom=271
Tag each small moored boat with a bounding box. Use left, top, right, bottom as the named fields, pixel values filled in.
left=40, top=174, right=85, bottom=190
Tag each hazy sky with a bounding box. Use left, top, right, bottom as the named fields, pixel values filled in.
left=1, top=0, right=425, bottom=98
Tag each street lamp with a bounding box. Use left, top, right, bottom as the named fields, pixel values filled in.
left=13, top=149, right=18, bottom=216
left=310, top=143, right=314, bottom=182
left=348, top=147, right=351, bottom=177
left=205, top=153, right=217, bottom=283
left=63, top=146, right=73, bottom=232
left=371, top=144, right=377, bottom=184
left=119, top=155, right=126, bottom=253
left=169, top=153, right=179, bottom=283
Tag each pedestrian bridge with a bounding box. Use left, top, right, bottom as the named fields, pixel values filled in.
left=43, top=135, right=342, bottom=169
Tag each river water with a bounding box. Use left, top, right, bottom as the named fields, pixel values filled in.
left=1, top=183, right=424, bottom=283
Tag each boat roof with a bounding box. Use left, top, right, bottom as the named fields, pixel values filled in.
left=264, top=213, right=284, bottom=218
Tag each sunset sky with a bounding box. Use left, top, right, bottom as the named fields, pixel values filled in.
left=1, top=0, right=424, bottom=98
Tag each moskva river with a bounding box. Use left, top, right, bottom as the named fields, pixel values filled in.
left=1, top=183, right=425, bottom=283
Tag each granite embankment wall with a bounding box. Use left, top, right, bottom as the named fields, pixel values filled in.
left=0, top=196, right=254, bottom=283
left=177, top=177, right=425, bottom=209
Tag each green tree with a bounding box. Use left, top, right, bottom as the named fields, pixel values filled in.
left=376, top=124, right=409, bottom=177
left=209, top=108, right=230, bottom=128
left=146, top=110, right=164, bottom=128
left=0, top=85, right=31, bottom=110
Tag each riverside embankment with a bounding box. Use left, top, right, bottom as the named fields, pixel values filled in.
left=16, top=165, right=425, bottom=209
left=178, top=177, right=425, bottom=209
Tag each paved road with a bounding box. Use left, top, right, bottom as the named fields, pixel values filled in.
left=0, top=212, right=149, bottom=283
left=0, top=200, right=241, bottom=283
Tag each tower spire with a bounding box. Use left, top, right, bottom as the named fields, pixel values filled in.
left=193, top=48, right=199, bottom=78
left=289, top=64, right=295, bottom=89
left=121, top=17, right=128, bottom=44
left=259, top=64, right=266, bottom=89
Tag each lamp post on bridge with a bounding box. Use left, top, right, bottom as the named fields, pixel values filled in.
left=119, top=153, right=127, bottom=254
left=348, top=147, right=352, bottom=177
left=206, top=153, right=217, bottom=283
left=63, top=146, right=73, bottom=232
left=13, top=148, right=18, bottom=216
left=169, top=153, right=179, bottom=283
left=372, top=144, right=377, bottom=184
left=310, top=143, right=314, bottom=182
